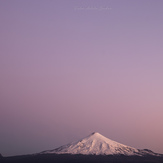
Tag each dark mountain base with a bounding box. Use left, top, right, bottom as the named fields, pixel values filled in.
left=1, top=154, right=163, bottom=163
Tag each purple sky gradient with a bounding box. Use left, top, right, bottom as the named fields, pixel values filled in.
left=1, top=0, right=163, bottom=156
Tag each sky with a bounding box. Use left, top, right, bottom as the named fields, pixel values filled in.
left=0, top=0, right=163, bottom=156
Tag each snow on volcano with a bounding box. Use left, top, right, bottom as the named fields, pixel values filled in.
left=40, top=132, right=161, bottom=156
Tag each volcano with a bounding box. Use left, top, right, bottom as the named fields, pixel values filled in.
left=40, top=132, right=160, bottom=156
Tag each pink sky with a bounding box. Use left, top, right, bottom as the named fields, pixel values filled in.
left=0, top=0, right=163, bottom=156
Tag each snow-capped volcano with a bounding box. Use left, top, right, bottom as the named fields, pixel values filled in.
left=40, top=132, right=161, bottom=156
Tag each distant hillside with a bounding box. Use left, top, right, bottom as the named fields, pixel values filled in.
left=1, top=154, right=163, bottom=163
